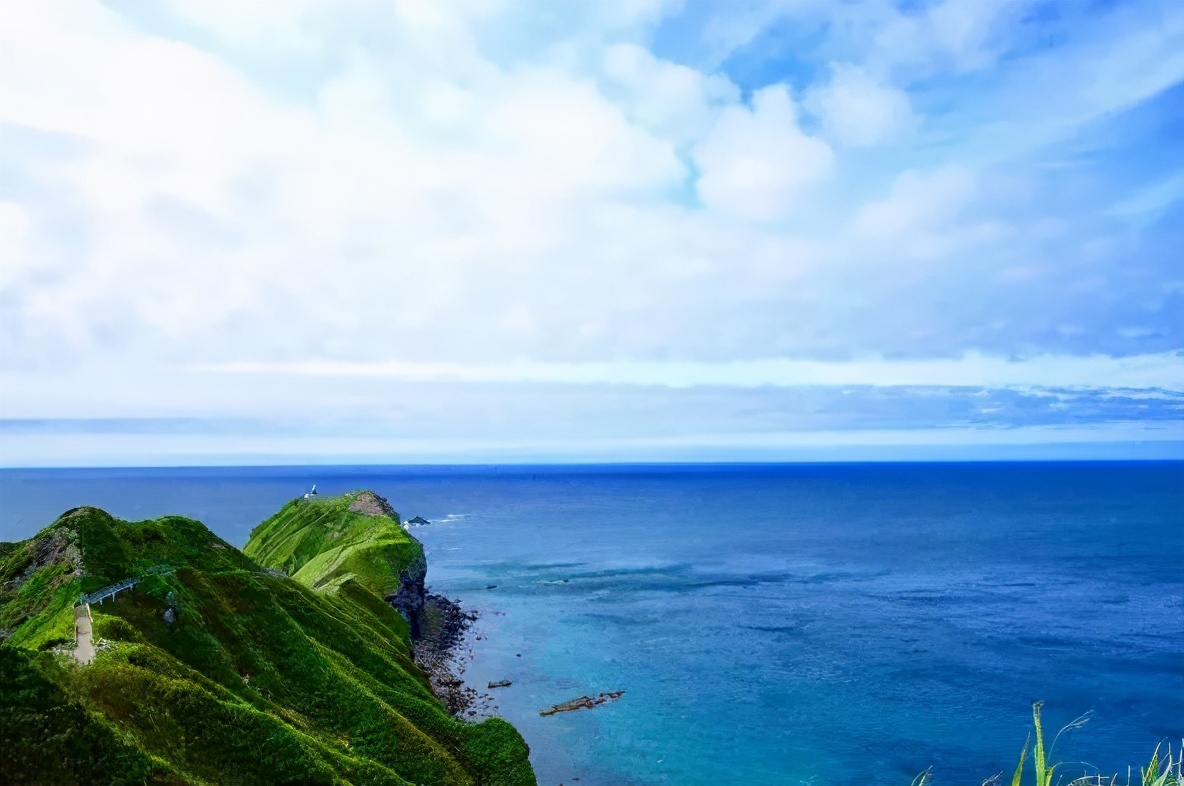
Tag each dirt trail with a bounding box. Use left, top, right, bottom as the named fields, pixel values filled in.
left=73, top=604, right=94, bottom=665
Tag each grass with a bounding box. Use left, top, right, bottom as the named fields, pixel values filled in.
left=0, top=646, right=170, bottom=785
left=913, top=702, right=1182, bottom=786
left=0, top=497, right=537, bottom=786
left=244, top=492, right=424, bottom=599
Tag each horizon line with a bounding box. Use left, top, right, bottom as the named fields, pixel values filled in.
left=4, top=455, right=1182, bottom=471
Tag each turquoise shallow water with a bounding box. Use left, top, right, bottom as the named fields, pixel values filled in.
left=2, top=463, right=1182, bottom=785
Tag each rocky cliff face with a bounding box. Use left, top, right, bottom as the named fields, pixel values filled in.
left=388, top=551, right=427, bottom=637
left=340, top=490, right=430, bottom=636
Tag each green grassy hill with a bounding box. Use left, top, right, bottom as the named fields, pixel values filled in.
left=245, top=491, right=424, bottom=598
left=0, top=495, right=536, bottom=786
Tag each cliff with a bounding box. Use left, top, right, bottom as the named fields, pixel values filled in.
left=244, top=491, right=429, bottom=634
left=0, top=494, right=536, bottom=786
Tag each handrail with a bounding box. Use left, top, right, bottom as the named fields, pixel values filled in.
left=76, top=564, right=176, bottom=606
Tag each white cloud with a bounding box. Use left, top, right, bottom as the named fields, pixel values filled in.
left=803, top=63, right=917, bottom=147
left=856, top=166, right=977, bottom=236
left=0, top=202, right=32, bottom=287
left=854, top=166, right=986, bottom=259
left=0, top=1, right=844, bottom=374
left=914, top=2, right=1184, bottom=171
left=166, top=0, right=330, bottom=55
left=1075, top=9, right=1184, bottom=117
left=478, top=67, right=684, bottom=194
left=1106, top=172, right=1184, bottom=232
left=602, top=42, right=740, bottom=143
left=692, top=85, right=833, bottom=221
left=4, top=422, right=1180, bottom=468
left=0, top=1, right=700, bottom=368
left=870, top=0, right=1033, bottom=77
left=181, top=350, right=1184, bottom=391
left=694, top=0, right=809, bottom=71
left=0, top=0, right=1181, bottom=457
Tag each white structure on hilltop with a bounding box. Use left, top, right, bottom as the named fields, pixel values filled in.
left=303, top=484, right=318, bottom=500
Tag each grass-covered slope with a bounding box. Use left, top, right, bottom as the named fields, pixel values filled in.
left=0, top=506, right=253, bottom=651
left=245, top=491, right=423, bottom=597
left=0, top=498, right=536, bottom=786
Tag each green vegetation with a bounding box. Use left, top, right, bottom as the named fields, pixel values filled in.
left=0, top=646, right=165, bottom=785
left=245, top=491, right=423, bottom=598
left=0, top=495, right=536, bottom=786
left=1009, top=703, right=1181, bottom=786
left=913, top=702, right=1182, bottom=786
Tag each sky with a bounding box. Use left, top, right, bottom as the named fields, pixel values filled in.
left=1, top=0, right=1182, bottom=466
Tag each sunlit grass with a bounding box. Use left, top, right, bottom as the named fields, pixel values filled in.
left=914, top=702, right=1182, bottom=786
left=1, top=502, right=537, bottom=786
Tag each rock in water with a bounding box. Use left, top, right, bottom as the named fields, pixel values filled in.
left=539, top=691, right=625, bottom=716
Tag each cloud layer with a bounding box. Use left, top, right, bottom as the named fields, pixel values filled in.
left=1, top=0, right=1182, bottom=462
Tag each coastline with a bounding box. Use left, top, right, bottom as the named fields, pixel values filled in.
left=406, top=577, right=619, bottom=786
left=5, top=468, right=1179, bottom=785
left=1, top=495, right=539, bottom=785
left=413, top=592, right=501, bottom=718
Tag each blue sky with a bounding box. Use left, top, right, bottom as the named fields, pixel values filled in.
left=0, top=0, right=1181, bottom=465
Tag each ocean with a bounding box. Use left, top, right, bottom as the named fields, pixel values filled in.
left=2, top=463, right=1181, bottom=785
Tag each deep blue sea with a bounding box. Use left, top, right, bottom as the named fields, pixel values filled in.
left=2, top=463, right=1181, bottom=785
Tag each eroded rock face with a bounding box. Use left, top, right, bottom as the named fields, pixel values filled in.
left=411, top=594, right=482, bottom=716
left=4, top=528, right=84, bottom=604
left=32, top=527, right=83, bottom=577
left=348, top=491, right=398, bottom=518
left=388, top=553, right=427, bottom=637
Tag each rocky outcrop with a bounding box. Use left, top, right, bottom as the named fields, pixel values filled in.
left=347, top=490, right=398, bottom=518
left=1, top=526, right=83, bottom=644
left=540, top=691, right=625, bottom=717
left=387, top=552, right=427, bottom=637
left=410, top=594, right=482, bottom=715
